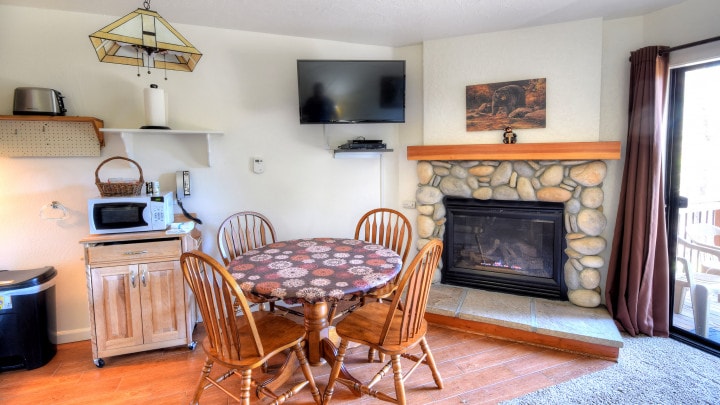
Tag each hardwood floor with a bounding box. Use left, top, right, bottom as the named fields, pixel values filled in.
left=0, top=323, right=612, bottom=404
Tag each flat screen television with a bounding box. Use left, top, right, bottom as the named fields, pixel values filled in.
left=297, top=60, right=405, bottom=124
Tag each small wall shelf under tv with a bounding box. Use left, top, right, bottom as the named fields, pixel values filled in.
left=333, top=148, right=393, bottom=159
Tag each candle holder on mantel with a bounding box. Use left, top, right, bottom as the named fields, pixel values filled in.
left=502, top=126, right=517, bottom=144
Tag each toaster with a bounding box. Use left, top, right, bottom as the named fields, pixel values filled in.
left=13, top=87, right=66, bottom=116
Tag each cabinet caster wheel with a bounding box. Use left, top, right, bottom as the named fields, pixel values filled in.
left=188, top=340, right=197, bottom=350
left=94, top=358, right=105, bottom=368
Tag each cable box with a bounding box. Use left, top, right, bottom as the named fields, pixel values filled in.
left=348, top=143, right=386, bottom=149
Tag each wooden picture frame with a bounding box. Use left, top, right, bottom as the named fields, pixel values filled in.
left=466, top=78, right=546, bottom=132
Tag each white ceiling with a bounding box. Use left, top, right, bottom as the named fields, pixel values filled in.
left=0, top=0, right=686, bottom=47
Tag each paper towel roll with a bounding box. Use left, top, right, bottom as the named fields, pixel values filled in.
left=143, top=84, right=168, bottom=128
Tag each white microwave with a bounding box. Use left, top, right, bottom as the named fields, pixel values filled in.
left=88, top=192, right=174, bottom=234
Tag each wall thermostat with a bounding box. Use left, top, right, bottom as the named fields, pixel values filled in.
left=252, top=157, right=264, bottom=174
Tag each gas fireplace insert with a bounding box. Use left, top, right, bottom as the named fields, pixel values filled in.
left=442, top=197, right=567, bottom=300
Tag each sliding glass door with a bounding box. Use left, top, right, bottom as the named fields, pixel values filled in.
left=667, top=59, right=720, bottom=355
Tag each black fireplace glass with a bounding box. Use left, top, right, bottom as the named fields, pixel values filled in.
left=451, top=214, right=555, bottom=278
left=442, top=197, right=567, bottom=300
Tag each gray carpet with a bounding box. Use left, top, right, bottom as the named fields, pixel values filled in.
left=502, top=334, right=720, bottom=404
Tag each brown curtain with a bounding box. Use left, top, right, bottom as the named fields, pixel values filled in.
left=606, top=46, right=670, bottom=337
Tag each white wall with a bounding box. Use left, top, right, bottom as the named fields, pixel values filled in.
left=645, top=0, right=720, bottom=69
left=394, top=44, right=424, bottom=241
left=644, top=0, right=720, bottom=47
left=423, top=18, right=604, bottom=145
left=0, top=5, right=418, bottom=343
left=2, top=0, right=719, bottom=343
left=596, top=17, right=645, bottom=295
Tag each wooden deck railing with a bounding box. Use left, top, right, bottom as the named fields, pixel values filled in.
left=677, top=202, right=720, bottom=272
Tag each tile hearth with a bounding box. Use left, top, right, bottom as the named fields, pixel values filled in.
left=425, top=284, right=623, bottom=360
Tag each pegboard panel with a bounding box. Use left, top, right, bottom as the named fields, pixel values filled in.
left=0, top=118, right=102, bottom=156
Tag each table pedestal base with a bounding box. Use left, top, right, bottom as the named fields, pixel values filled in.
left=303, top=302, right=330, bottom=366
left=302, top=301, right=362, bottom=397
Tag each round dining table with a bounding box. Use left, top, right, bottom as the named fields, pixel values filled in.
left=227, top=237, right=403, bottom=366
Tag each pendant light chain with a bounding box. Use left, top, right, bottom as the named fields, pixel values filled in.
left=143, top=0, right=154, bottom=76
left=136, top=48, right=141, bottom=77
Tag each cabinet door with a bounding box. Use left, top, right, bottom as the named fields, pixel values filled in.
left=139, top=261, right=187, bottom=344
left=91, top=265, right=143, bottom=352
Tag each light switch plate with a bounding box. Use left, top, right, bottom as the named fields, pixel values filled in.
left=252, top=157, right=264, bottom=174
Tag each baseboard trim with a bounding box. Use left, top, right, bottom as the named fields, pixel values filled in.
left=54, top=328, right=90, bottom=345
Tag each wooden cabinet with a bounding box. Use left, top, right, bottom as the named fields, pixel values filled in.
left=88, top=255, right=186, bottom=353
left=80, top=229, right=200, bottom=367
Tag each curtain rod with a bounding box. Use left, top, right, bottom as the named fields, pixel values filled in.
left=659, top=35, right=720, bottom=55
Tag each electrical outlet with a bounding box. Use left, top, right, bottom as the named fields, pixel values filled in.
left=402, top=200, right=416, bottom=209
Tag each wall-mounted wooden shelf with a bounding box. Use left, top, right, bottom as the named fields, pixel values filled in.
left=101, top=128, right=223, bottom=166
left=0, top=115, right=104, bottom=157
left=407, top=141, right=621, bottom=161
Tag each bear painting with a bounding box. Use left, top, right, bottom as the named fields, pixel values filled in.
left=466, top=78, right=546, bottom=131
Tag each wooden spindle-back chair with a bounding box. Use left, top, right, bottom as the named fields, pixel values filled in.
left=217, top=211, right=277, bottom=265
left=180, top=250, right=321, bottom=405
left=322, top=239, right=444, bottom=405
left=217, top=211, right=302, bottom=316
left=355, top=208, right=413, bottom=285
left=328, top=208, right=413, bottom=323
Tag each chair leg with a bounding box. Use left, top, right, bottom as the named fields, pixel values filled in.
left=367, top=348, right=386, bottom=363
left=237, top=369, right=251, bottom=405
left=323, top=340, right=349, bottom=405
left=391, top=354, right=407, bottom=405
left=294, top=342, right=322, bottom=405
left=191, top=358, right=214, bottom=405
left=367, top=348, right=377, bottom=362
left=420, top=337, right=443, bottom=389
left=327, top=301, right=338, bottom=323
left=366, top=295, right=392, bottom=364
left=694, top=284, right=711, bottom=337
left=673, top=283, right=688, bottom=314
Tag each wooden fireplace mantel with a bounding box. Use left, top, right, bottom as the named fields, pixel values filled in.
left=407, top=141, right=621, bottom=161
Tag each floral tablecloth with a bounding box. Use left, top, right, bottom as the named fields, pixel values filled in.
left=228, top=238, right=402, bottom=304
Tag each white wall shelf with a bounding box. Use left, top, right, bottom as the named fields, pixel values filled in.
left=101, top=128, right=223, bottom=166
left=333, top=148, right=393, bottom=159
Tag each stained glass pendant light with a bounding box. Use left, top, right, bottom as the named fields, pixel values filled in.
left=89, top=0, right=202, bottom=76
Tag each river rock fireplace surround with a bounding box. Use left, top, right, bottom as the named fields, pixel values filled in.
left=407, top=142, right=621, bottom=308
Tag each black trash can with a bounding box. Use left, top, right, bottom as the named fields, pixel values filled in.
left=0, top=266, right=57, bottom=371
